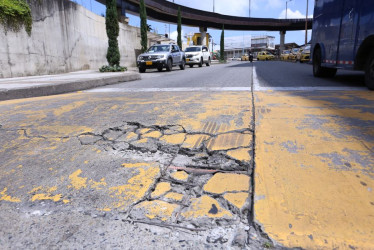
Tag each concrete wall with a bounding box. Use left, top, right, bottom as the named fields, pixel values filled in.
left=0, top=0, right=143, bottom=78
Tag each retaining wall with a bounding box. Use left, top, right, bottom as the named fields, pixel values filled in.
left=0, top=0, right=142, bottom=78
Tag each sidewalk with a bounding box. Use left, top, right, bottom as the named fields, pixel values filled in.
left=0, top=70, right=140, bottom=101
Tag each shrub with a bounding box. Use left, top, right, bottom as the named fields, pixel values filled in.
left=0, top=0, right=32, bottom=35
left=99, top=65, right=127, bottom=72
left=105, top=0, right=120, bottom=66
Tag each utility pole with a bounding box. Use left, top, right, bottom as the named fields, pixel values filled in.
left=213, top=0, right=215, bottom=13
left=249, top=0, right=251, bottom=17
left=286, top=0, right=293, bottom=19
left=305, top=0, right=309, bottom=45
left=168, top=0, right=174, bottom=38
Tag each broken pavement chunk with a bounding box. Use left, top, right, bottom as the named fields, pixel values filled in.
left=131, top=200, right=179, bottom=222
left=203, top=173, right=250, bottom=195
left=170, top=171, right=189, bottom=182
left=206, top=132, right=252, bottom=151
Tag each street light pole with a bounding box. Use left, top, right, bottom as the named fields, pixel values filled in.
left=286, top=0, right=293, bottom=19
left=249, top=0, right=251, bottom=17
left=213, top=0, right=215, bottom=13
left=305, top=0, right=309, bottom=45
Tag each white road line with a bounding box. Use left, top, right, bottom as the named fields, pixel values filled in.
left=253, top=66, right=367, bottom=91
left=86, top=87, right=252, bottom=93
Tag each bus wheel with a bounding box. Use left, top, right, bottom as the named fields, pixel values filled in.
left=365, top=51, right=374, bottom=90
left=313, top=47, right=337, bottom=78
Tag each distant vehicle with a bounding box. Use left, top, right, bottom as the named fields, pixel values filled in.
left=185, top=45, right=211, bottom=67
left=137, top=44, right=186, bottom=73
left=311, top=0, right=374, bottom=89
left=241, top=54, right=249, bottom=61
left=249, top=52, right=254, bottom=62
left=280, top=50, right=291, bottom=61
left=299, top=45, right=311, bottom=63
left=257, top=51, right=275, bottom=61
left=288, top=48, right=300, bottom=61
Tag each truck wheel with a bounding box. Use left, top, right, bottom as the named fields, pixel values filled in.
left=179, top=59, right=186, bottom=70
left=365, top=51, right=374, bottom=90
left=199, top=58, right=203, bottom=67
left=313, top=47, right=337, bottom=77
left=139, top=67, right=146, bottom=73
left=166, top=58, right=172, bottom=71
left=206, top=57, right=211, bottom=66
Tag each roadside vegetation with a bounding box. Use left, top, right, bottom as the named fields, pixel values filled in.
left=220, top=25, right=225, bottom=62
left=140, top=0, right=148, bottom=52
left=100, top=0, right=126, bottom=72
left=177, top=7, right=182, bottom=49
left=0, top=0, right=32, bottom=35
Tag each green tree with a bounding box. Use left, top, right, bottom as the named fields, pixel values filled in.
left=140, top=0, right=148, bottom=52
left=105, top=0, right=120, bottom=66
left=177, top=7, right=182, bottom=48
left=220, top=25, right=225, bottom=61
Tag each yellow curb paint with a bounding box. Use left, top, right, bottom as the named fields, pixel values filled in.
left=151, top=182, right=171, bottom=199
left=164, top=192, right=184, bottom=202
left=181, top=195, right=233, bottom=219
left=134, top=200, right=179, bottom=221
left=206, top=133, right=252, bottom=151
left=203, top=173, right=250, bottom=195
left=226, top=148, right=252, bottom=163
left=170, top=171, right=189, bottom=182
left=254, top=91, right=374, bottom=249
left=69, top=169, right=87, bottom=190
left=223, top=192, right=249, bottom=210
left=160, top=133, right=186, bottom=145
left=0, top=188, right=21, bottom=202
left=182, top=134, right=210, bottom=149
left=142, top=131, right=162, bottom=139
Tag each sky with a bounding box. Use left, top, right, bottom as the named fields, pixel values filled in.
left=71, top=0, right=314, bottom=49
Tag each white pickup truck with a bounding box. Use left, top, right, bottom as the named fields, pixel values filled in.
left=185, top=45, right=211, bottom=67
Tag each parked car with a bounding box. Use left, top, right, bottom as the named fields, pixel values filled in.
left=137, top=44, right=185, bottom=73
left=299, top=45, right=311, bottom=63
left=288, top=48, right=300, bottom=61
left=185, top=45, right=211, bottom=67
left=280, top=50, right=291, bottom=61
left=257, top=51, right=275, bottom=61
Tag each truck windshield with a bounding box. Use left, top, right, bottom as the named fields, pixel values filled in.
left=185, top=47, right=201, bottom=52
left=147, top=45, right=170, bottom=53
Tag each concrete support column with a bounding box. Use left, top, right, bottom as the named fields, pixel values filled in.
left=279, top=30, right=286, bottom=52
left=199, top=27, right=207, bottom=46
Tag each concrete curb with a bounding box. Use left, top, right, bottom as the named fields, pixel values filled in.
left=0, top=72, right=140, bottom=101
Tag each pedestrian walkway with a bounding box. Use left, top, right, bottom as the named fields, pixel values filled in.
left=0, top=70, right=140, bottom=101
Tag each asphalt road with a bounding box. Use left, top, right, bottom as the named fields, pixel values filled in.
left=91, top=60, right=367, bottom=91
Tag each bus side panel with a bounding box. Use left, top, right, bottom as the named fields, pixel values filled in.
left=311, top=0, right=345, bottom=66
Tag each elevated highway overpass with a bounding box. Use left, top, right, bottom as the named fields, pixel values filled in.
left=97, top=0, right=312, bottom=49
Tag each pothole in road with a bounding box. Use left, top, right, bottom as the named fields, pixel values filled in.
left=77, top=121, right=271, bottom=248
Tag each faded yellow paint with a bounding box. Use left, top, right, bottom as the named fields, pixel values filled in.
left=63, top=199, right=70, bottom=204
left=0, top=188, right=21, bottom=202
left=164, top=192, right=184, bottom=202
left=134, top=200, right=179, bottom=221
left=206, top=133, right=252, bottom=151
left=226, top=148, right=252, bottom=163
left=203, top=173, right=250, bottom=194
left=223, top=192, right=248, bottom=210
left=160, top=133, right=186, bottom=145
left=142, top=131, right=162, bottom=139
left=170, top=171, right=189, bottom=182
left=89, top=178, right=107, bottom=190
left=109, top=162, right=160, bottom=209
left=31, top=193, right=62, bottom=202
left=69, top=169, right=87, bottom=190
left=138, top=128, right=152, bottom=134
left=254, top=91, right=374, bottom=249
left=182, top=134, right=210, bottom=149
left=125, top=132, right=138, bottom=141
left=26, top=125, right=92, bottom=138
left=53, top=101, right=85, bottom=117
left=181, top=195, right=233, bottom=219
left=151, top=182, right=171, bottom=198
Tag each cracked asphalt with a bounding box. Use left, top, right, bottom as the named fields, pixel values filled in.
left=1, top=61, right=374, bottom=249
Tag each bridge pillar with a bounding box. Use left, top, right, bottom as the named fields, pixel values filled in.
left=199, top=27, right=207, bottom=46
left=279, top=30, right=286, bottom=52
